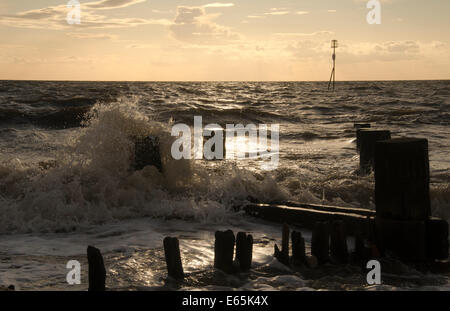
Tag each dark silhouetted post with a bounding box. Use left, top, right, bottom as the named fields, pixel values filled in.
left=163, top=237, right=184, bottom=280
left=312, top=222, right=330, bottom=264
left=87, top=246, right=106, bottom=291
left=274, top=224, right=290, bottom=265
left=214, top=230, right=235, bottom=273
left=355, top=124, right=371, bottom=150
left=291, top=231, right=306, bottom=265
left=236, top=232, right=253, bottom=271
left=374, top=138, right=434, bottom=261
left=134, top=136, right=162, bottom=172
left=426, top=218, right=449, bottom=260
left=375, top=218, right=427, bottom=261
left=375, top=138, right=430, bottom=220
left=359, top=129, right=391, bottom=174
left=330, top=221, right=348, bottom=263
left=328, top=40, right=338, bottom=91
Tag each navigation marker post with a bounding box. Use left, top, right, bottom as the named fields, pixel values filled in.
left=328, top=40, right=338, bottom=91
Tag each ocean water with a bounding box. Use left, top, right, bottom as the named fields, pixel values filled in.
left=0, top=80, right=449, bottom=290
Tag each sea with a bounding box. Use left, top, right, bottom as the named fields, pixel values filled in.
left=0, top=80, right=449, bottom=290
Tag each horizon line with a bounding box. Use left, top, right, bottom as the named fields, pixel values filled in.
left=1, top=79, right=449, bottom=83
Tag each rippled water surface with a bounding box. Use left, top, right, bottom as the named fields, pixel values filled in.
left=0, top=80, right=449, bottom=290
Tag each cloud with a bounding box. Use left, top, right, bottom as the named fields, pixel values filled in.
left=264, top=11, right=290, bottom=16
left=295, top=11, right=310, bottom=15
left=263, top=7, right=291, bottom=16
left=0, top=0, right=170, bottom=30
left=152, top=9, right=174, bottom=14
left=85, top=0, right=146, bottom=10
left=287, top=40, right=330, bottom=60
left=274, top=31, right=334, bottom=38
left=353, top=0, right=394, bottom=3
left=203, top=3, right=235, bottom=8
left=380, top=41, right=420, bottom=54
left=285, top=39, right=432, bottom=63
left=66, top=32, right=119, bottom=40
left=126, top=43, right=155, bottom=49
left=169, top=6, right=241, bottom=45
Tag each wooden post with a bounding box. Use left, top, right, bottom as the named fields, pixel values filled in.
left=375, top=218, right=427, bottom=261
left=291, top=231, right=306, bottom=265
left=214, top=230, right=235, bottom=273
left=236, top=232, right=253, bottom=271
left=134, top=136, right=162, bottom=172
left=426, top=218, right=449, bottom=260
left=373, top=138, right=444, bottom=261
left=311, top=222, right=330, bottom=264
left=330, top=221, right=348, bottom=263
left=375, top=138, right=430, bottom=220
left=274, top=224, right=290, bottom=265
left=355, top=124, right=371, bottom=150
left=359, top=129, right=391, bottom=174
left=87, top=246, right=106, bottom=291
left=163, top=237, right=184, bottom=280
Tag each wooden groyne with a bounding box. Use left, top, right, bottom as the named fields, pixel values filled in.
left=243, top=123, right=449, bottom=263
left=244, top=203, right=374, bottom=237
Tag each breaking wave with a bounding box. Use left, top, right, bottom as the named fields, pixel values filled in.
left=0, top=97, right=289, bottom=233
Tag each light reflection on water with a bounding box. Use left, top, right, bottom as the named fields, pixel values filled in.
left=1, top=217, right=447, bottom=291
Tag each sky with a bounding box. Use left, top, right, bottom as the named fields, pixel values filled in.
left=0, top=0, right=449, bottom=81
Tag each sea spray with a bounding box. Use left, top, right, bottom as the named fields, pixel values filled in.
left=0, top=97, right=289, bottom=233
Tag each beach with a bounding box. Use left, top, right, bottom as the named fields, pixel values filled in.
left=0, top=80, right=449, bottom=290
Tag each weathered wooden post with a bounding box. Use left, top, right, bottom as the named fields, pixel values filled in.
left=359, top=129, right=391, bottom=174
left=163, top=237, right=184, bottom=280
left=355, top=123, right=371, bottom=150
left=330, top=220, right=348, bottom=263
left=311, top=222, right=330, bottom=264
left=375, top=138, right=430, bottom=220
left=374, top=138, right=448, bottom=261
left=214, top=230, right=235, bottom=273
left=427, top=218, right=449, bottom=260
left=274, top=224, right=290, bottom=265
left=355, top=124, right=371, bottom=151
left=87, top=246, right=106, bottom=291
left=134, top=135, right=162, bottom=172
left=291, top=231, right=306, bottom=265
left=236, top=232, right=253, bottom=271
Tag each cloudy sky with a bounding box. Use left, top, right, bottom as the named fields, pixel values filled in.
left=0, top=0, right=449, bottom=81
